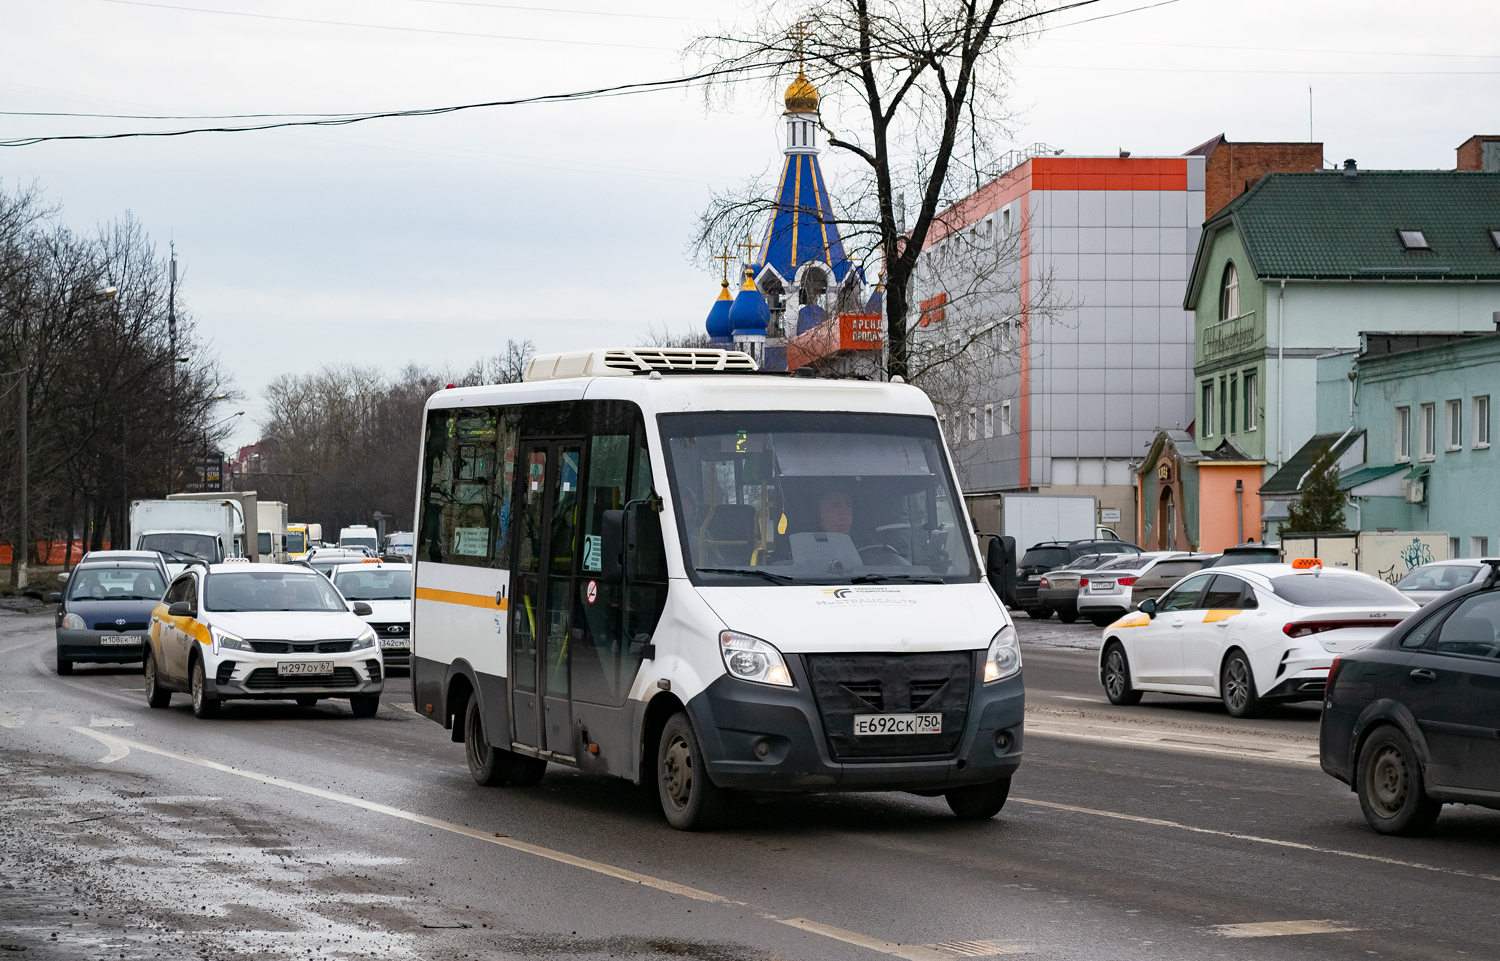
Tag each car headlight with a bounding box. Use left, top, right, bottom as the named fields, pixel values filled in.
left=352, top=627, right=377, bottom=650
left=61, top=612, right=86, bottom=631
left=719, top=630, right=792, bottom=687
left=210, top=627, right=251, bottom=653
left=983, top=624, right=1021, bottom=683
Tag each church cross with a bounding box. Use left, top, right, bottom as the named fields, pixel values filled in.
left=713, top=246, right=733, bottom=284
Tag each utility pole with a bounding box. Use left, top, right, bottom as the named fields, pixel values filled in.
left=16, top=337, right=27, bottom=591
left=167, top=244, right=177, bottom=493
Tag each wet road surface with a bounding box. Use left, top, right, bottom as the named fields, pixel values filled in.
left=3, top=610, right=1500, bottom=960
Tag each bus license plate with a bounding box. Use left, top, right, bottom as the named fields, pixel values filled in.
left=379, top=637, right=407, bottom=649
left=853, top=713, right=942, bottom=736
left=99, top=635, right=141, bottom=645
left=277, top=661, right=334, bottom=676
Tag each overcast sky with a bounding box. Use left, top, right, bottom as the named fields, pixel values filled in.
left=4, top=0, right=1497, bottom=448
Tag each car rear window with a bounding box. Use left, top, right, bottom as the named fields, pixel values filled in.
left=1269, top=574, right=1410, bottom=607
left=1021, top=548, right=1071, bottom=570
left=1097, top=556, right=1147, bottom=572
left=1396, top=564, right=1480, bottom=592
left=1150, top=560, right=1208, bottom=579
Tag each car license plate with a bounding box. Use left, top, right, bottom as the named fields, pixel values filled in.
left=379, top=638, right=408, bottom=649
left=853, top=713, right=942, bottom=736
left=99, top=635, right=141, bottom=645
left=1091, top=580, right=1115, bottom=592
left=277, top=661, right=335, bottom=676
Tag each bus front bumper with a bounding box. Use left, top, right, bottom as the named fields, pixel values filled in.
left=686, top=668, right=1024, bottom=794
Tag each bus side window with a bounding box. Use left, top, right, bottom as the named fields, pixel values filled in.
left=417, top=406, right=516, bottom=567
left=418, top=409, right=455, bottom=564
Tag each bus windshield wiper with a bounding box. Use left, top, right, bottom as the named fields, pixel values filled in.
left=850, top=573, right=944, bottom=584
left=697, top=567, right=795, bottom=583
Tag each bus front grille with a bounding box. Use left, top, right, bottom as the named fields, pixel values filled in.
left=805, top=652, right=973, bottom=760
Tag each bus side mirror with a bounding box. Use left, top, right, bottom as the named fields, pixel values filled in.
left=1138, top=598, right=1157, bottom=618
left=601, top=510, right=626, bottom=585
left=985, top=535, right=1018, bottom=609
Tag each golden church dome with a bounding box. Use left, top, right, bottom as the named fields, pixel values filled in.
left=783, top=72, right=819, bottom=114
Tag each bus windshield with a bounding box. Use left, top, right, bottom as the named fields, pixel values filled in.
left=660, top=411, right=976, bottom=586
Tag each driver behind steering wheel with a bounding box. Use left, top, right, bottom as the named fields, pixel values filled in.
left=817, top=488, right=910, bottom=566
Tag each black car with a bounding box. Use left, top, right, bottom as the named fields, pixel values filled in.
left=1321, top=560, right=1500, bottom=835
left=51, top=554, right=170, bottom=674
left=1209, top=543, right=1282, bottom=567
left=1016, top=539, right=1143, bottom=619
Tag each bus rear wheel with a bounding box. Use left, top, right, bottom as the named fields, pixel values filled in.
left=657, top=712, right=727, bottom=831
left=463, top=698, right=546, bottom=787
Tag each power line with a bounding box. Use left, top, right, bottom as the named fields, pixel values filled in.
left=96, top=0, right=676, bottom=50
left=398, top=0, right=713, bottom=22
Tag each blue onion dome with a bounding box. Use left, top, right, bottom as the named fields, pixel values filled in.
left=795, top=303, right=826, bottom=334
left=728, top=268, right=770, bottom=335
left=705, top=281, right=734, bottom=344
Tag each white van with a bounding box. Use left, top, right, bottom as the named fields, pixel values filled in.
left=410, top=348, right=1023, bottom=829
left=338, top=525, right=379, bottom=553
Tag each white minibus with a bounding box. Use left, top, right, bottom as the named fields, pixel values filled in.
left=410, top=348, right=1024, bottom=829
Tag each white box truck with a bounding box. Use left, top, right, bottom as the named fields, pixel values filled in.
left=129, top=499, right=238, bottom=576
left=168, top=491, right=258, bottom=560
left=256, top=500, right=290, bottom=563
left=1000, top=494, right=1099, bottom=552
left=1281, top=531, right=1449, bottom=584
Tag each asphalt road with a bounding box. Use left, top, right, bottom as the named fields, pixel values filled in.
left=3, top=609, right=1500, bottom=961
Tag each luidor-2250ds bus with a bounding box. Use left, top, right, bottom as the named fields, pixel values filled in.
left=410, top=348, right=1024, bottom=829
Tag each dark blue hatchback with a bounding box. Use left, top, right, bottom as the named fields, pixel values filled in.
left=53, top=556, right=169, bottom=674
left=1321, top=559, right=1500, bottom=835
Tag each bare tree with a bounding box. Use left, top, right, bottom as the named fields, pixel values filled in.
left=689, top=0, right=1073, bottom=386
left=636, top=322, right=711, bottom=350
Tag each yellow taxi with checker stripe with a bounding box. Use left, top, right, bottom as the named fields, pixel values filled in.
left=1097, top=560, right=1418, bottom=717
left=145, top=562, right=384, bottom=718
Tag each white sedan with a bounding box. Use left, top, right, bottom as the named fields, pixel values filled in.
left=146, top=563, right=383, bottom=718
left=1097, top=562, right=1418, bottom=717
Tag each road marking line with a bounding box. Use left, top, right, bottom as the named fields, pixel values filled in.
left=88, top=717, right=134, bottom=728
left=929, top=939, right=1029, bottom=956
left=71, top=726, right=131, bottom=763
left=1209, top=920, right=1358, bottom=938
left=68, top=729, right=1012, bottom=961
left=1025, top=717, right=1320, bottom=767
left=1013, top=797, right=1500, bottom=883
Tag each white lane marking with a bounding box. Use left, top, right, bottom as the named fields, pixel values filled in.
left=71, top=728, right=729, bottom=903
left=0, top=701, right=30, bottom=728
left=1210, top=920, right=1359, bottom=938
left=779, top=919, right=1026, bottom=960
left=0, top=635, right=49, bottom=658
left=1013, top=797, right=1500, bottom=883
left=71, top=726, right=130, bottom=763
left=88, top=717, right=134, bottom=728
left=36, top=710, right=76, bottom=726
left=1025, top=715, right=1320, bottom=767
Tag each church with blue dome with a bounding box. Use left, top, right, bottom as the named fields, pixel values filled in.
left=703, top=70, right=870, bottom=370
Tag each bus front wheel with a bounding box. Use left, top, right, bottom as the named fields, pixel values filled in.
left=657, top=712, right=727, bottom=831
left=945, top=777, right=1011, bottom=820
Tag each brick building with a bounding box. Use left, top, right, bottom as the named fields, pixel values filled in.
left=1185, top=135, right=1325, bottom=218
left=1456, top=135, right=1500, bottom=172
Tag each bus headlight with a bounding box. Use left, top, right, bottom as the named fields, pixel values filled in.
left=983, top=625, right=1021, bottom=683
left=210, top=627, right=251, bottom=653
left=351, top=627, right=377, bottom=651
left=61, top=612, right=86, bottom=631
left=719, top=631, right=793, bottom=687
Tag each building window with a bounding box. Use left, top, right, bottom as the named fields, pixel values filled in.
left=1398, top=229, right=1431, bottom=250
left=1244, top=371, right=1258, bottom=431
left=1395, top=406, right=1411, bottom=461
left=1446, top=399, right=1463, bottom=451
left=1229, top=373, right=1239, bottom=434
left=984, top=404, right=994, bottom=438
left=1420, top=403, right=1436, bottom=460
left=1219, top=378, right=1227, bottom=438
left=1475, top=396, right=1491, bottom=448
left=1000, top=401, right=1012, bottom=436
left=968, top=408, right=978, bottom=441
left=1472, top=536, right=1490, bottom=558
left=1201, top=381, right=1215, bottom=439
left=1450, top=537, right=1461, bottom=559
left=1219, top=262, right=1240, bottom=321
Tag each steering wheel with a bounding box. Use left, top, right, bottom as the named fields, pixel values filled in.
left=858, top=542, right=909, bottom=565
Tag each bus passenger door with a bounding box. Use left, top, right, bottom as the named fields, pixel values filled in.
left=510, top=440, right=583, bottom=758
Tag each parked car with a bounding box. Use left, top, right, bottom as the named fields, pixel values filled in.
left=1100, top=561, right=1417, bottom=717
left=50, top=552, right=171, bottom=675
left=1209, top=543, right=1282, bottom=567
left=1017, top=539, right=1144, bottom=619
left=1037, top=553, right=1129, bottom=624
left=144, top=563, right=384, bottom=718
left=1321, top=561, right=1500, bottom=835
left=330, top=561, right=412, bottom=672
left=1075, top=552, right=1216, bottom=627
left=1392, top=559, right=1489, bottom=606
left=305, top=547, right=376, bottom=578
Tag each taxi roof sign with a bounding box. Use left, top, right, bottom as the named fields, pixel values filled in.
left=1291, top=557, right=1323, bottom=571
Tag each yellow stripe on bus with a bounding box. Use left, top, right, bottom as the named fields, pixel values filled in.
left=414, top=587, right=508, bottom=611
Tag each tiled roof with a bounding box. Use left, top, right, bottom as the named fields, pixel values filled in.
left=1188, top=170, right=1500, bottom=305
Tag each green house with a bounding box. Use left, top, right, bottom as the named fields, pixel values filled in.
left=1183, top=164, right=1500, bottom=534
